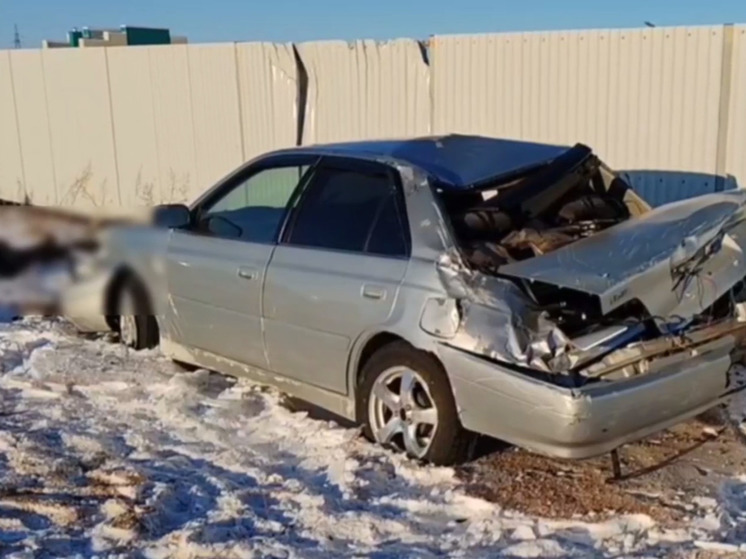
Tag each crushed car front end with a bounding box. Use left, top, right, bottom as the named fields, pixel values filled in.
left=417, top=143, right=746, bottom=459
left=439, top=319, right=746, bottom=459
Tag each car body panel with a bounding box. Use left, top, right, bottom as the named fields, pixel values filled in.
left=263, top=245, right=408, bottom=393
left=163, top=229, right=273, bottom=369
left=61, top=268, right=113, bottom=333
left=161, top=336, right=357, bottom=420
left=439, top=333, right=742, bottom=459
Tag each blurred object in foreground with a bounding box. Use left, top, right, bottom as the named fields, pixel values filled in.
left=0, top=204, right=148, bottom=321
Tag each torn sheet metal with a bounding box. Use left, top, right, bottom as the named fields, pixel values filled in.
left=452, top=274, right=573, bottom=372
left=579, top=318, right=746, bottom=381
left=549, top=323, right=646, bottom=372
left=395, top=160, right=578, bottom=373
left=436, top=251, right=472, bottom=300
left=433, top=251, right=573, bottom=373
left=499, top=191, right=746, bottom=323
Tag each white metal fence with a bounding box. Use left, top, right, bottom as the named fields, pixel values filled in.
left=0, top=24, right=744, bottom=210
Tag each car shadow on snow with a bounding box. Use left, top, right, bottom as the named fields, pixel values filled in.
left=0, top=425, right=319, bottom=555
left=149, top=466, right=300, bottom=552
left=132, top=449, right=317, bottom=549
left=0, top=380, right=515, bottom=557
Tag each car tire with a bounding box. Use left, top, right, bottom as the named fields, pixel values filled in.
left=358, top=341, right=473, bottom=466
left=116, top=276, right=159, bottom=350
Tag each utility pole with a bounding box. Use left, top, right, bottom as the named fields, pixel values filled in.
left=13, top=24, right=21, bottom=48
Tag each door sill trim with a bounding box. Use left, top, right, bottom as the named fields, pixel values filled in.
left=160, top=338, right=356, bottom=421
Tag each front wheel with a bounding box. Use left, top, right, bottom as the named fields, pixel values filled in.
left=116, top=277, right=159, bottom=350
left=359, top=342, right=473, bottom=465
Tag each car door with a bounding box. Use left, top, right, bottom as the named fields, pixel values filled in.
left=263, top=157, right=411, bottom=394
left=163, top=155, right=318, bottom=369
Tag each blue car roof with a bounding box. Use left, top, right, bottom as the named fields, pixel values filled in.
left=279, top=134, right=571, bottom=189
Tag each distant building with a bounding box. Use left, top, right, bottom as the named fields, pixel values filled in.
left=42, top=26, right=187, bottom=48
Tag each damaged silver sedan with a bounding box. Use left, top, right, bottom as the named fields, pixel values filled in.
left=63, top=135, right=746, bottom=465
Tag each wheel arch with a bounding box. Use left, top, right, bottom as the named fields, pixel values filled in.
left=348, top=329, right=446, bottom=422
left=103, top=266, right=155, bottom=331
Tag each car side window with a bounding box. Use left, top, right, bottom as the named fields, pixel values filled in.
left=199, top=165, right=308, bottom=243
left=286, top=166, right=409, bottom=257
left=366, top=191, right=409, bottom=257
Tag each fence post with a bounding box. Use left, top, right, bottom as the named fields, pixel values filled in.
left=715, top=24, right=735, bottom=191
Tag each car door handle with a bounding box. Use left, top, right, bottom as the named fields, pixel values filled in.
left=237, top=266, right=259, bottom=281
left=362, top=285, right=387, bottom=300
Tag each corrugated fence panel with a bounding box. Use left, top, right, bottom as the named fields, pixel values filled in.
left=298, top=39, right=430, bottom=145
left=148, top=45, right=197, bottom=204
left=107, top=47, right=161, bottom=207
left=431, top=27, right=725, bottom=206
left=617, top=27, right=726, bottom=206
left=9, top=50, right=56, bottom=205
left=187, top=44, right=244, bottom=194
left=0, top=51, right=24, bottom=202
left=236, top=42, right=299, bottom=160
left=1, top=25, right=744, bottom=210
left=431, top=34, right=523, bottom=139
left=726, top=26, right=746, bottom=190
left=42, top=48, right=120, bottom=208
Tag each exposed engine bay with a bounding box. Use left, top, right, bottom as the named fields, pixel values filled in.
left=441, top=145, right=651, bottom=338
left=444, top=145, right=642, bottom=273
left=436, top=144, right=746, bottom=385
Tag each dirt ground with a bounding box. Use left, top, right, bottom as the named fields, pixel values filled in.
left=456, top=408, right=746, bottom=526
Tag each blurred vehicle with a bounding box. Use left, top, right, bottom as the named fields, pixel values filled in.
left=63, top=135, right=746, bottom=465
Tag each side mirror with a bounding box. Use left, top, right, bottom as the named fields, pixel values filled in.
left=153, top=204, right=191, bottom=229
left=204, top=215, right=243, bottom=239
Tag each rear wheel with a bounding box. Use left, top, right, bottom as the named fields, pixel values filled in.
left=116, top=277, right=159, bottom=350
left=359, top=342, right=473, bottom=465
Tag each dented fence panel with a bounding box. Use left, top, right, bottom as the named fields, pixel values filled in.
left=0, top=51, right=24, bottom=203
left=431, top=27, right=727, bottom=206
left=726, top=26, right=746, bottom=192
left=0, top=24, right=745, bottom=209
left=297, top=39, right=430, bottom=145
left=236, top=42, right=299, bottom=160
left=42, top=48, right=120, bottom=209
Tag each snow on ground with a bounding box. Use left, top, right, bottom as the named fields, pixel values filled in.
left=0, top=318, right=745, bottom=558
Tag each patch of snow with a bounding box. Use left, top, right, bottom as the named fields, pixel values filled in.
left=0, top=317, right=744, bottom=557
left=511, top=524, right=536, bottom=540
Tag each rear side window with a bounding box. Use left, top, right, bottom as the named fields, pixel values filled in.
left=286, top=166, right=408, bottom=257
left=366, top=192, right=408, bottom=256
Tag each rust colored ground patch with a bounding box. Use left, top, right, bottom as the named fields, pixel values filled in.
left=457, top=410, right=746, bottom=525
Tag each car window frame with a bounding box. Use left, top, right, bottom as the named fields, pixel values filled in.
left=186, top=153, right=321, bottom=245
left=280, top=156, right=411, bottom=259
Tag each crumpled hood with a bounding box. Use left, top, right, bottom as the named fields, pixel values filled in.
left=499, top=191, right=746, bottom=323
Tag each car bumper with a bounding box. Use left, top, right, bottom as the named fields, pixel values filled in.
left=439, top=332, right=746, bottom=459
left=60, top=269, right=113, bottom=333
